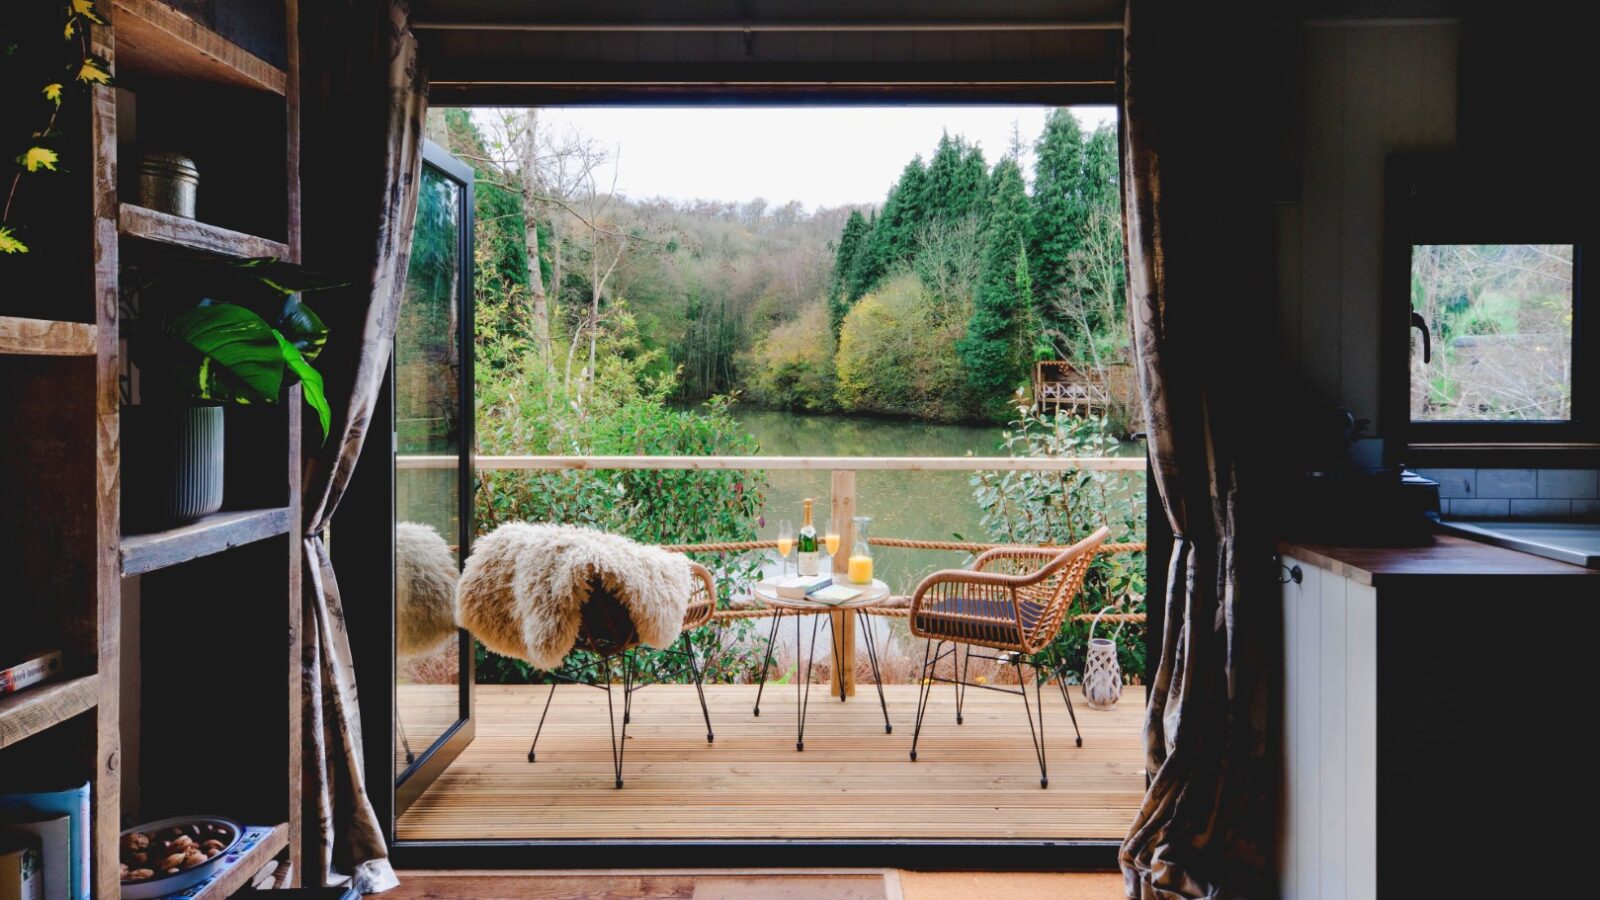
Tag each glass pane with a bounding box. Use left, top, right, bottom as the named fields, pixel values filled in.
left=395, top=165, right=464, bottom=779
left=1410, top=244, right=1575, bottom=422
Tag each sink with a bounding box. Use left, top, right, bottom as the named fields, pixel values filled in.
left=1437, top=520, right=1600, bottom=568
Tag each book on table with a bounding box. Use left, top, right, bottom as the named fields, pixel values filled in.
left=808, top=584, right=863, bottom=605
left=770, top=574, right=832, bottom=600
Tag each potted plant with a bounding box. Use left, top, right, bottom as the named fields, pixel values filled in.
left=123, top=256, right=337, bottom=530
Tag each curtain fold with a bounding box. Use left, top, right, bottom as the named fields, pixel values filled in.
left=1117, top=1, right=1278, bottom=897
left=297, top=0, right=427, bottom=891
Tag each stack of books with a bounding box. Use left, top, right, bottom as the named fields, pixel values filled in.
left=0, top=782, right=88, bottom=900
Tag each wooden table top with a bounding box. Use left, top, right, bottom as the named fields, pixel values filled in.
left=753, top=578, right=891, bottom=610
left=1278, top=534, right=1599, bottom=585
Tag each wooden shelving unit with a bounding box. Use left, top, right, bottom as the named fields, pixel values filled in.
left=0, top=316, right=98, bottom=357
left=112, top=0, right=288, bottom=95
left=188, top=823, right=290, bottom=900
left=119, top=203, right=291, bottom=260
left=0, top=676, right=100, bottom=750
left=121, top=507, right=294, bottom=576
left=1, top=3, right=302, bottom=897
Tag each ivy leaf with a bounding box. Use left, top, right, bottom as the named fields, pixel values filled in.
left=0, top=226, right=29, bottom=254
left=72, top=1, right=107, bottom=24
left=19, top=147, right=58, bottom=172
left=43, top=83, right=63, bottom=106
left=76, top=57, right=111, bottom=85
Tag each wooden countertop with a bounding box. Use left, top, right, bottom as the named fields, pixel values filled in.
left=1278, top=534, right=1599, bottom=585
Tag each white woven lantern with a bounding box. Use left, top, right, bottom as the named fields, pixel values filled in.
left=1082, top=606, right=1125, bottom=710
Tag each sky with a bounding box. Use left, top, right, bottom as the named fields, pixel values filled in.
left=510, top=106, right=1117, bottom=211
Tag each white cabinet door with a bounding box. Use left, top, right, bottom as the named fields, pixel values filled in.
left=1281, top=557, right=1377, bottom=900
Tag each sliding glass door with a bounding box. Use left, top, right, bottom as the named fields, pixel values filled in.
left=393, top=140, right=475, bottom=810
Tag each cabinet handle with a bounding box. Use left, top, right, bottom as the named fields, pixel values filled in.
left=1279, top=563, right=1303, bottom=585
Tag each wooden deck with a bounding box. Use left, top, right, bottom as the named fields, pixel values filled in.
left=396, top=683, right=1145, bottom=842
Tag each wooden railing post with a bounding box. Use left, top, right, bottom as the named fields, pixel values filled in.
left=829, top=468, right=857, bottom=699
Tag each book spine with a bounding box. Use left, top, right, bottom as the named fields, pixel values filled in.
left=0, top=653, right=62, bottom=696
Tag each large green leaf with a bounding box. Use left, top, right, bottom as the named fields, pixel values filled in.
left=276, top=297, right=329, bottom=361
left=164, top=303, right=283, bottom=403
left=229, top=257, right=348, bottom=294
left=274, top=330, right=331, bottom=442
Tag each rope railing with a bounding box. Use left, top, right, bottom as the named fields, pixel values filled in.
left=658, top=537, right=1148, bottom=625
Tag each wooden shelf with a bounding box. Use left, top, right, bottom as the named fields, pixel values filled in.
left=121, top=508, right=293, bottom=576
left=119, top=204, right=290, bottom=260
left=0, top=316, right=97, bottom=357
left=113, top=0, right=287, bottom=95
left=185, top=822, right=289, bottom=900
left=0, top=674, right=100, bottom=750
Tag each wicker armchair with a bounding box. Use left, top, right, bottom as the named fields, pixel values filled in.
left=906, top=526, right=1110, bottom=788
left=527, top=560, right=719, bottom=788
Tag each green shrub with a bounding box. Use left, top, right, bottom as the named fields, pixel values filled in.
left=474, top=296, right=773, bottom=685
left=834, top=274, right=975, bottom=421
left=739, top=300, right=838, bottom=412
left=971, top=409, right=1147, bottom=681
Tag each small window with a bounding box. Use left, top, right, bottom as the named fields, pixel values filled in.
left=1409, top=244, right=1575, bottom=423
left=1386, top=153, right=1594, bottom=459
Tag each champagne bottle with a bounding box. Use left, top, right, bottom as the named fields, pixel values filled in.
left=798, top=498, right=819, bottom=576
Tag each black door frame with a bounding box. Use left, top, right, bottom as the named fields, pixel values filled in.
left=344, top=90, right=1147, bottom=873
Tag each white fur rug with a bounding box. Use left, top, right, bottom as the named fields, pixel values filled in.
left=395, top=521, right=459, bottom=659
left=457, top=523, right=691, bottom=670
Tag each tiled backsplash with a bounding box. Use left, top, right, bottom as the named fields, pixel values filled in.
left=1417, top=468, right=1600, bottom=519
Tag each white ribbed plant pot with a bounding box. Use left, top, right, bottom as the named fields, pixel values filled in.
left=1082, top=606, right=1125, bottom=710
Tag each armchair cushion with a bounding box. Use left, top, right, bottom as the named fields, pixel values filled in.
left=912, top=595, right=1045, bottom=648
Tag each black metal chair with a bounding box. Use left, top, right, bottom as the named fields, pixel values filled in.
left=525, top=563, right=718, bottom=788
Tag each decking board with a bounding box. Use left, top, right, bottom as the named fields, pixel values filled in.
left=396, top=684, right=1144, bottom=841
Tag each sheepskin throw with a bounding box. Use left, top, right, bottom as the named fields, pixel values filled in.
left=457, top=523, right=692, bottom=670
left=396, top=521, right=460, bottom=659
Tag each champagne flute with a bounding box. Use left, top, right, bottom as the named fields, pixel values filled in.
left=823, top=516, right=842, bottom=563
left=776, top=519, right=795, bottom=578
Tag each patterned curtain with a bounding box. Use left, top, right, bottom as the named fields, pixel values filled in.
left=297, top=0, right=427, bottom=892
left=1117, top=1, right=1278, bottom=897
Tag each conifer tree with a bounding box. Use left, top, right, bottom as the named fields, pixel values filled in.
left=1029, top=109, right=1089, bottom=309
left=828, top=210, right=870, bottom=333
left=925, top=132, right=989, bottom=225
left=959, top=157, right=1035, bottom=398
left=879, top=156, right=928, bottom=263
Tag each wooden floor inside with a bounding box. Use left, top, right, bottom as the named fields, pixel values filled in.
left=396, top=683, right=1145, bottom=841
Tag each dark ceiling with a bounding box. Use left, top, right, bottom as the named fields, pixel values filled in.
left=410, top=1, right=1126, bottom=106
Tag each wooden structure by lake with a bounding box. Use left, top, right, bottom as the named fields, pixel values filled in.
left=1034, top=361, right=1113, bottom=415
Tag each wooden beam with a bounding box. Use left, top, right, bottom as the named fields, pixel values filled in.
left=414, top=19, right=1122, bottom=33
left=830, top=470, right=857, bottom=699
left=0, top=316, right=97, bottom=357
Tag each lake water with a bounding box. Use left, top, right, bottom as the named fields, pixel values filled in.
left=725, top=406, right=1016, bottom=593
left=694, top=405, right=1147, bottom=678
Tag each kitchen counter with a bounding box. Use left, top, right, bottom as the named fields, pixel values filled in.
left=1277, top=534, right=1599, bottom=586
